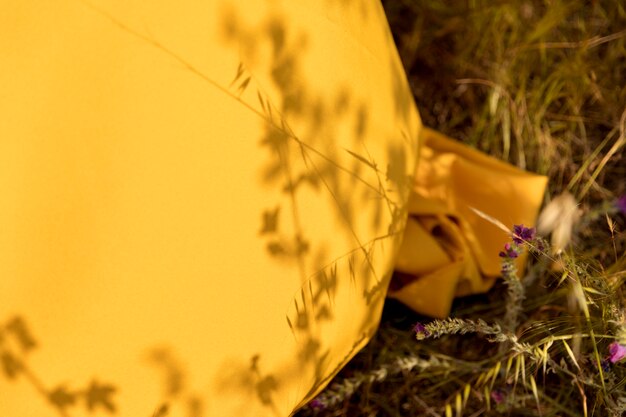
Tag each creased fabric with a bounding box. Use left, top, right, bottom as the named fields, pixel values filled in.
left=390, top=128, right=547, bottom=318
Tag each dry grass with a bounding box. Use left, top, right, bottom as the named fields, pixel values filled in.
left=296, top=1, right=626, bottom=416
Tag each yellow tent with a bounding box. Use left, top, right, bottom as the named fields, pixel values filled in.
left=0, top=1, right=545, bottom=416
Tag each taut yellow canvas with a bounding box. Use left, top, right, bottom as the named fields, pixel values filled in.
left=1, top=1, right=419, bottom=415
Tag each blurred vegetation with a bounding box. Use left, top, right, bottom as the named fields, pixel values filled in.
left=296, top=1, right=626, bottom=416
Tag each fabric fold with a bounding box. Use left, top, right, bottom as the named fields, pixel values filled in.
left=389, top=127, right=548, bottom=318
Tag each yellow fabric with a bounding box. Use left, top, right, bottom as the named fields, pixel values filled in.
left=390, top=128, right=547, bottom=317
left=0, top=1, right=545, bottom=416
left=1, top=1, right=419, bottom=416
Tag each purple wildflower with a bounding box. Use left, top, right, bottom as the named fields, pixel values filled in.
left=499, top=243, right=520, bottom=259
left=309, top=398, right=325, bottom=409
left=490, top=389, right=506, bottom=404
left=500, top=262, right=515, bottom=276
left=512, top=224, right=536, bottom=245
left=608, top=342, right=626, bottom=363
left=413, top=322, right=430, bottom=337
left=617, top=195, right=626, bottom=215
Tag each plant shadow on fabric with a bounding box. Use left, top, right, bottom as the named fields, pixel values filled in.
left=74, top=1, right=418, bottom=414
left=146, top=347, right=203, bottom=417
left=0, top=315, right=117, bottom=417
left=211, top=2, right=418, bottom=411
